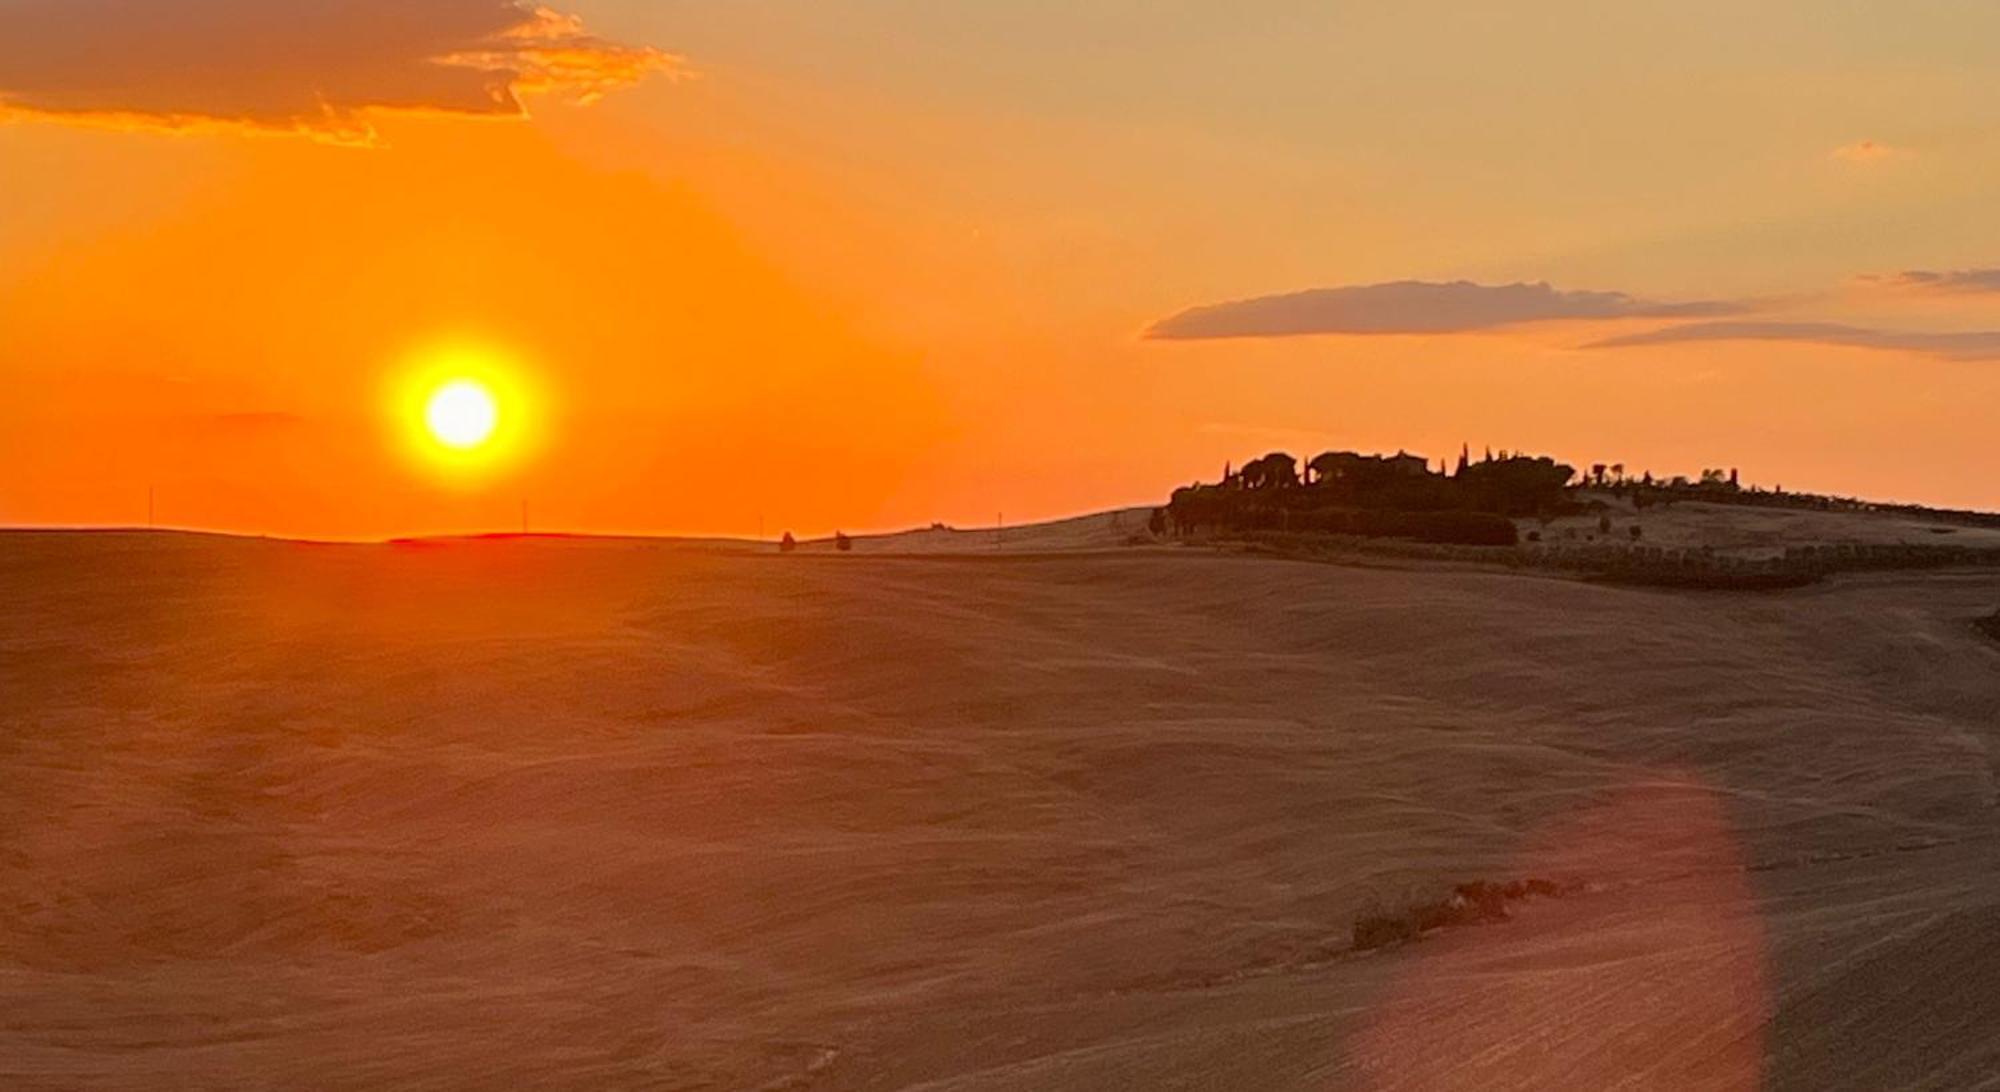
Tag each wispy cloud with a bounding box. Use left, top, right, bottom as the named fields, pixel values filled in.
left=1589, top=320, right=2000, bottom=361
left=1146, top=280, right=1745, bottom=341
left=1831, top=139, right=1906, bottom=164
left=1861, top=267, right=2000, bottom=294
left=1194, top=421, right=1346, bottom=450
left=0, top=0, right=679, bottom=146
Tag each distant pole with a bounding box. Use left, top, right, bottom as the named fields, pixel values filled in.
left=996, top=511, right=1003, bottom=549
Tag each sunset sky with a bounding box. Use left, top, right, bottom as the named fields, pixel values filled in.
left=5, top=0, right=2000, bottom=538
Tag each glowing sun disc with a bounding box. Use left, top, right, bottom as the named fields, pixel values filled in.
left=424, top=379, right=499, bottom=450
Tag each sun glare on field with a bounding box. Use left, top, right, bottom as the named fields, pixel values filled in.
left=425, top=380, right=500, bottom=450
left=394, top=339, right=541, bottom=479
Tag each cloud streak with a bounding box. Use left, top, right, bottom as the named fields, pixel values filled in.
left=0, top=0, right=678, bottom=145
left=1145, top=280, right=1744, bottom=340
left=1866, top=267, right=2000, bottom=294
left=1589, top=320, right=2000, bottom=361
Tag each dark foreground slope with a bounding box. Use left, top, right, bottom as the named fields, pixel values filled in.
left=2, top=531, right=1998, bottom=1089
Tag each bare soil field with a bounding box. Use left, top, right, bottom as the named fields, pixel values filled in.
left=3, top=524, right=1998, bottom=1089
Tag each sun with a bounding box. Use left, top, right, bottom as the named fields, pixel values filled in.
left=392, top=338, right=542, bottom=480
left=424, top=379, right=500, bottom=450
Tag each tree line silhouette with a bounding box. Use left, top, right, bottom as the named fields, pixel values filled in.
left=1554, top=461, right=2000, bottom=534
left=1156, top=446, right=1576, bottom=546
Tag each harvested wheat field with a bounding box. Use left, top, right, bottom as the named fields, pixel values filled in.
left=4, top=525, right=1999, bottom=1090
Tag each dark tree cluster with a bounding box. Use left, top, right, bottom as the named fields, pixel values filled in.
left=1161, top=445, right=1576, bottom=547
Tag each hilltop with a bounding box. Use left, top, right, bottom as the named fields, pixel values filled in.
left=1149, top=446, right=2000, bottom=588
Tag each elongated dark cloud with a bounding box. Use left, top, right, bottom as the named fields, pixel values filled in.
left=1145, top=280, right=1743, bottom=340
left=1590, top=321, right=2000, bottom=361
left=208, top=411, right=306, bottom=430
left=1869, top=267, right=2000, bottom=293
left=0, top=0, right=677, bottom=144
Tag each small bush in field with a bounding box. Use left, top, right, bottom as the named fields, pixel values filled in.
left=1351, top=877, right=1575, bottom=952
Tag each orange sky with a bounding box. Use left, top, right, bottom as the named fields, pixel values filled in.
left=4, top=0, right=2000, bottom=538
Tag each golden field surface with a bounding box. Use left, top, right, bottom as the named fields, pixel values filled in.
left=3, top=518, right=1998, bottom=1089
